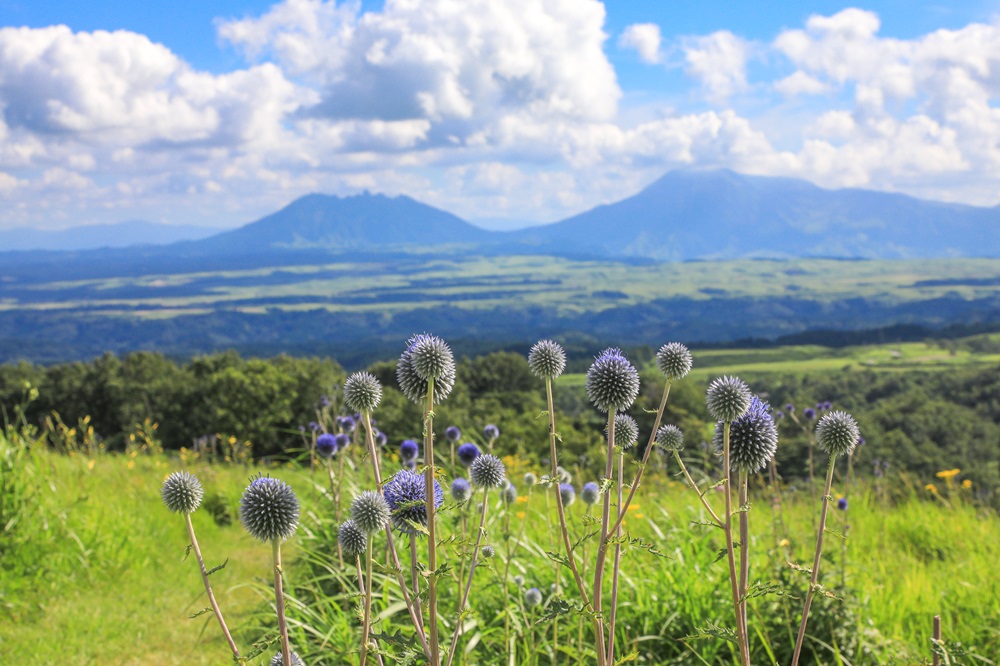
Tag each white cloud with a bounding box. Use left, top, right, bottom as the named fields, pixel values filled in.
left=619, top=23, right=662, bottom=64
left=774, top=71, right=831, bottom=96
left=681, top=30, right=749, bottom=103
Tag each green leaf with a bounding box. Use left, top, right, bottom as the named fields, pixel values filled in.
left=682, top=622, right=737, bottom=644
left=206, top=558, right=229, bottom=576
left=614, top=649, right=640, bottom=665
left=189, top=607, right=213, bottom=619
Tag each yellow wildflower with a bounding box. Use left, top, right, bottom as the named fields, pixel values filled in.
left=127, top=460, right=135, bottom=470
left=779, top=538, right=790, bottom=548
left=628, top=504, right=640, bottom=512
left=516, top=512, right=526, bottom=519
left=924, top=483, right=938, bottom=493
left=935, top=468, right=960, bottom=480
left=635, top=513, right=644, bottom=519
left=87, top=459, right=96, bottom=471
left=962, top=479, right=973, bottom=489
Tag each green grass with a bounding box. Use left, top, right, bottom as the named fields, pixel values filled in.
left=3, top=442, right=998, bottom=665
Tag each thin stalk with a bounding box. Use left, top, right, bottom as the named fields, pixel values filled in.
left=444, top=489, right=490, bottom=666
left=361, top=411, right=431, bottom=660
left=738, top=471, right=750, bottom=662
left=327, top=460, right=344, bottom=566
left=361, top=534, right=374, bottom=666
left=503, top=500, right=512, bottom=653
left=671, top=451, right=723, bottom=526
left=183, top=513, right=239, bottom=659
left=591, top=406, right=617, bottom=666
left=424, top=378, right=441, bottom=666
left=721, top=423, right=749, bottom=666
left=608, top=382, right=671, bottom=537
left=545, top=376, right=600, bottom=662
left=356, top=555, right=385, bottom=666
left=842, top=451, right=854, bottom=589
left=410, top=535, right=425, bottom=631
left=455, top=509, right=468, bottom=613
left=272, top=539, right=291, bottom=666
left=791, top=454, right=838, bottom=666
left=606, top=451, right=625, bottom=665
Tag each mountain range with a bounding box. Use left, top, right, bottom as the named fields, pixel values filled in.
left=0, top=220, right=217, bottom=251
left=2, top=169, right=998, bottom=259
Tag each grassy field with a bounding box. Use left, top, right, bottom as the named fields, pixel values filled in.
left=3, top=444, right=997, bottom=665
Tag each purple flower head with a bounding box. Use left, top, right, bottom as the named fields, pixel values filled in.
left=816, top=402, right=825, bottom=412
left=451, top=477, right=471, bottom=502
left=559, top=483, right=576, bottom=506
left=774, top=410, right=785, bottom=420
left=399, top=439, right=419, bottom=462
left=374, top=430, right=388, bottom=447
left=837, top=498, right=848, bottom=510
left=857, top=436, right=866, bottom=447
left=338, top=416, right=356, bottom=434
left=585, top=348, right=640, bottom=413
left=457, top=442, right=481, bottom=467
left=297, top=425, right=306, bottom=433
left=334, top=433, right=350, bottom=451
left=785, top=403, right=795, bottom=413
left=445, top=425, right=462, bottom=442
left=309, top=421, right=320, bottom=432
left=713, top=396, right=778, bottom=474
left=803, top=408, right=816, bottom=420
left=353, top=412, right=362, bottom=422
left=484, top=424, right=500, bottom=440
left=316, top=433, right=338, bottom=458
left=320, top=395, right=331, bottom=408
left=383, top=469, right=444, bottom=535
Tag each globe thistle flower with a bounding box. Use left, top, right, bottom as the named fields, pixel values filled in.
left=556, top=466, right=572, bottom=483
left=706, top=375, right=752, bottom=422
left=334, top=433, right=350, bottom=451
left=316, top=433, right=338, bottom=459
left=470, top=454, right=506, bottom=488
left=399, top=439, right=419, bottom=462
left=523, top=472, right=537, bottom=487
left=397, top=334, right=456, bottom=404
left=857, top=436, right=866, bottom=447
left=774, top=410, right=785, bottom=420
left=320, top=395, right=331, bottom=408
left=525, top=587, right=543, bottom=608
left=528, top=339, right=567, bottom=379
left=309, top=421, right=320, bottom=432
left=713, top=396, right=778, bottom=474
left=607, top=413, right=639, bottom=449
left=161, top=471, right=203, bottom=514
left=338, top=415, right=356, bottom=434
left=502, top=483, right=518, bottom=504
left=656, top=342, right=693, bottom=381
left=350, top=490, right=391, bottom=535
left=344, top=372, right=382, bottom=414
left=803, top=408, right=816, bottom=420
left=457, top=442, right=481, bottom=467
left=585, top=348, right=640, bottom=413
left=581, top=482, right=600, bottom=506
left=240, top=475, right=300, bottom=542
left=484, top=424, right=500, bottom=440
left=655, top=424, right=684, bottom=452
left=785, top=403, right=795, bottom=413
left=816, top=411, right=860, bottom=457
left=451, top=478, right=471, bottom=502
left=481, top=545, right=496, bottom=559
left=559, top=483, right=576, bottom=506
left=383, top=469, right=444, bottom=535
left=270, top=652, right=304, bottom=666
left=374, top=431, right=388, bottom=448
left=513, top=575, right=525, bottom=587
left=837, top=498, right=848, bottom=511
left=338, top=519, right=368, bottom=557
left=445, top=425, right=462, bottom=442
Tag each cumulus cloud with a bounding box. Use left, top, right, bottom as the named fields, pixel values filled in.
left=681, top=30, right=749, bottom=103
left=619, top=23, right=662, bottom=64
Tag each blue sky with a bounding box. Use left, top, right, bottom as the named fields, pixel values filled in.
left=1, top=0, right=999, bottom=230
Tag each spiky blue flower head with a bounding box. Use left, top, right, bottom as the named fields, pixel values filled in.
left=383, top=469, right=444, bottom=535
left=607, top=413, right=639, bottom=449
left=816, top=410, right=860, bottom=457
left=270, top=652, right=304, bottom=666
left=585, top=348, right=640, bottom=413
left=528, top=339, right=567, bottom=379
left=309, top=421, right=320, bottom=431
left=484, top=424, right=500, bottom=440
left=399, top=439, right=419, bottom=462
left=338, top=519, right=368, bottom=557
left=523, top=472, right=537, bottom=487
left=343, top=371, right=382, bottom=414
left=502, top=482, right=518, bottom=504
left=559, top=483, right=576, bottom=506
left=713, top=396, right=778, bottom=474
left=837, top=498, right=848, bottom=510
left=656, top=342, right=693, bottom=381
left=581, top=481, right=600, bottom=506
left=481, top=545, right=496, bottom=559
left=803, top=407, right=816, bottom=420
left=334, top=433, right=351, bottom=451
left=451, top=477, right=471, bottom=502
left=655, top=424, right=684, bottom=452
left=706, top=375, right=752, bottom=423
left=470, top=454, right=506, bottom=488
left=457, top=442, right=481, bottom=467
left=316, top=433, right=338, bottom=459
left=556, top=466, right=572, bottom=483
left=397, top=334, right=456, bottom=404
left=445, top=425, right=462, bottom=442
left=785, top=403, right=795, bottom=413
left=338, top=415, right=356, bottom=434
left=161, top=471, right=203, bottom=514
left=350, top=490, right=391, bottom=535
left=375, top=430, right=388, bottom=448
left=525, top=587, right=543, bottom=607
left=513, top=575, right=525, bottom=587
left=240, top=475, right=299, bottom=542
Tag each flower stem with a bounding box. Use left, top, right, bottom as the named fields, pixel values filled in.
left=272, top=538, right=291, bottom=666
left=424, top=377, right=441, bottom=665
left=738, top=470, right=750, bottom=661
left=591, top=406, right=617, bottom=666
left=356, top=555, right=386, bottom=666
left=606, top=450, right=624, bottom=664
left=183, top=513, right=240, bottom=659
left=721, top=423, right=749, bottom=666
left=671, top=451, right=722, bottom=525
left=361, top=533, right=374, bottom=666
left=791, top=453, right=838, bottom=666
left=444, top=488, right=490, bottom=666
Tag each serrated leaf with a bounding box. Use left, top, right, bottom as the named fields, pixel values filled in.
left=572, top=530, right=599, bottom=551
left=206, top=558, right=229, bottom=576
left=189, top=607, right=213, bottom=619
left=614, top=649, right=640, bottom=665
left=545, top=550, right=569, bottom=567
left=682, top=622, right=737, bottom=643
left=786, top=560, right=812, bottom=576
left=690, top=519, right=723, bottom=530
left=824, top=526, right=846, bottom=540
left=738, top=581, right=795, bottom=603
left=599, top=477, right=614, bottom=494
left=183, top=544, right=192, bottom=561
left=536, top=598, right=573, bottom=623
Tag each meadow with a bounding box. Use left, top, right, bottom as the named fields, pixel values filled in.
left=2, top=336, right=999, bottom=665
